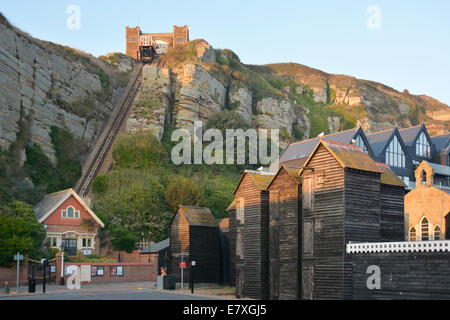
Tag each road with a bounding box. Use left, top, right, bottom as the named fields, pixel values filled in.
left=0, top=282, right=224, bottom=300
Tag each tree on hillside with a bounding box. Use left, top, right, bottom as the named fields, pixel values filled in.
left=0, top=201, right=46, bottom=267
left=93, top=179, right=172, bottom=244
left=165, top=176, right=205, bottom=212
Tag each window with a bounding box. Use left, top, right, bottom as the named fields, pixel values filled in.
left=82, top=238, right=92, bottom=248
left=47, top=237, right=58, bottom=247
left=176, top=38, right=184, bottom=43
left=434, top=226, right=441, bottom=241
left=386, top=135, right=406, bottom=168
left=62, top=206, right=80, bottom=219
left=416, top=132, right=431, bottom=158
left=421, top=217, right=429, bottom=241
left=409, top=227, right=416, bottom=242
left=355, top=135, right=368, bottom=153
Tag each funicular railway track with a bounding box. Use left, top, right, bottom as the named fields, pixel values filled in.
left=74, top=63, right=144, bottom=198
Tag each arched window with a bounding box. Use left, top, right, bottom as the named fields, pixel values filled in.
left=434, top=226, right=441, bottom=241
left=421, top=217, right=429, bottom=241
left=67, top=207, right=74, bottom=218
left=409, top=227, right=417, bottom=242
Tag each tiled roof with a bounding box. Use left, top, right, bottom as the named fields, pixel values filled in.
left=366, top=128, right=396, bottom=156
left=320, top=140, right=383, bottom=173
left=279, top=128, right=360, bottom=163
left=282, top=166, right=303, bottom=184
left=34, top=189, right=73, bottom=220
left=141, top=238, right=170, bottom=254
left=432, top=134, right=450, bottom=153
left=34, top=188, right=105, bottom=227
left=399, top=124, right=424, bottom=147
left=245, top=171, right=276, bottom=191
left=179, top=206, right=218, bottom=227
left=376, top=163, right=407, bottom=187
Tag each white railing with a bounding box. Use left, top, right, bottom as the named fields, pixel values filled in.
left=346, top=241, right=450, bottom=254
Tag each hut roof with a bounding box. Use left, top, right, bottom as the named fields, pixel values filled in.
left=178, top=206, right=218, bottom=227
left=267, top=165, right=302, bottom=189
left=376, top=163, right=407, bottom=187
left=226, top=199, right=236, bottom=211
left=300, top=140, right=383, bottom=175
left=141, top=238, right=170, bottom=254
left=233, top=170, right=276, bottom=194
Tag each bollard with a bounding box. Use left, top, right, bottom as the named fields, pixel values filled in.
left=5, top=281, right=10, bottom=294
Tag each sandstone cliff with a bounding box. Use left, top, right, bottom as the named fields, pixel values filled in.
left=125, top=40, right=448, bottom=148
left=0, top=14, right=132, bottom=163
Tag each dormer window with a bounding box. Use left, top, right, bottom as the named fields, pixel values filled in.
left=62, top=206, right=80, bottom=219
left=416, top=132, right=431, bottom=158
left=386, top=135, right=406, bottom=168
left=355, top=135, right=368, bottom=153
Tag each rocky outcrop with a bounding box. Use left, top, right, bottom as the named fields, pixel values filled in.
left=255, top=98, right=296, bottom=137
left=126, top=65, right=172, bottom=140
left=228, top=84, right=253, bottom=125
left=0, top=20, right=129, bottom=162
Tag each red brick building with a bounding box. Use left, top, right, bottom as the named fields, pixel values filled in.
left=125, top=25, right=190, bottom=60
left=34, top=189, right=104, bottom=256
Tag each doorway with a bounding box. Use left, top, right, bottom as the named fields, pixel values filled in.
left=62, top=238, right=77, bottom=256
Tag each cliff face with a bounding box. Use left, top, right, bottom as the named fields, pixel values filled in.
left=0, top=16, right=132, bottom=163
left=126, top=40, right=448, bottom=147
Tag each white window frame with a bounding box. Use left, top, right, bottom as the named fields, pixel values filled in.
left=416, top=132, right=431, bottom=158
left=62, top=206, right=80, bottom=219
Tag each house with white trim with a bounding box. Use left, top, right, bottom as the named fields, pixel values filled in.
left=34, top=189, right=105, bottom=256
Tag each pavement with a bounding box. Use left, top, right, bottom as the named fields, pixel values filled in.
left=0, top=281, right=230, bottom=300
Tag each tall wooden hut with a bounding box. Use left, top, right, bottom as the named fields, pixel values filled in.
left=232, top=170, right=275, bottom=300
left=267, top=166, right=303, bottom=300
left=376, top=163, right=407, bottom=242
left=227, top=200, right=236, bottom=287
left=169, top=206, right=220, bottom=283
left=299, top=140, right=384, bottom=300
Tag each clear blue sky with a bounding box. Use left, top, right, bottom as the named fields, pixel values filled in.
left=2, top=0, right=450, bottom=105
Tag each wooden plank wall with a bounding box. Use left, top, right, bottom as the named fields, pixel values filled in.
left=234, top=174, right=269, bottom=300
left=169, top=212, right=190, bottom=282
left=228, top=207, right=236, bottom=287
left=344, top=169, right=381, bottom=243
left=269, top=169, right=301, bottom=300
left=380, top=184, right=405, bottom=242
left=190, top=226, right=220, bottom=283
left=352, top=252, right=450, bottom=299
left=301, top=145, right=346, bottom=300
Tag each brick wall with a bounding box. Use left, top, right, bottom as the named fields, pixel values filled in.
left=0, top=259, right=29, bottom=288
left=63, top=262, right=158, bottom=284
left=126, top=26, right=141, bottom=60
